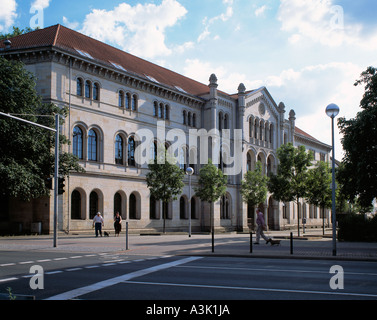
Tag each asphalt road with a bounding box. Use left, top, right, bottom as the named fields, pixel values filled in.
left=1, top=251, right=377, bottom=302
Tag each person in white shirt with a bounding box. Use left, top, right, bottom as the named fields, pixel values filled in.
left=93, top=212, right=104, bottom=237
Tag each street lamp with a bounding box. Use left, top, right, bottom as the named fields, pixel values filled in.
left=186, top=167, right=194, bottom=237
left=326, top=103, right=340, bottom=256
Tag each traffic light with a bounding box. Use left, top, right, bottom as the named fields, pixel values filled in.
left=45, top=178, right=53, bottom=190
left=58, top=177, right=65, bottom=195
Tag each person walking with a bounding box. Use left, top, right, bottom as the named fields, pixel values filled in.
left=255, top=208, right=271, bottom=245
left=93, top=212, right=104, bottom=237
left=114, top=212, right=122, bottom=237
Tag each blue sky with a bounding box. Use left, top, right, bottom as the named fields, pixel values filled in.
left=2, top=0, right=377, bottom=159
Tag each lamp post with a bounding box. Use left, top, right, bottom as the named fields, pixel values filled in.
left=186, top=167, right=194, bottom=237
left=326, top=103, right=340, bottom=256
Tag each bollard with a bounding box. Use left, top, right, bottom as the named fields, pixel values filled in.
left=126, top=222, right=129, bottom=251
left=250, top=232, right=253, bottom=253
left=290, top=232, right=293, bottom=255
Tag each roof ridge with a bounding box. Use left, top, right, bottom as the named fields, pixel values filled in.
left=52, top=24, right=61, bottom=46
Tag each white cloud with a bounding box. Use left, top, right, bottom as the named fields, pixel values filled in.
left=198, top=0, right=234, bottom=42
left=80, top=0, right=187, bottom=59
left=278, top=0, right=377, bottom=50
left=255, top=5, right=268, bottom=17
left=62, top=16, right=79, bottom=30
left=31, top=0, right=51, bottom=9
left=0, top=0, right=17, bottom=33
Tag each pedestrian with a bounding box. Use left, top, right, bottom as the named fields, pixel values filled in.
left=114, top=212, right=122, bottom=237
left=255, top=208, right=271, bottom=245
left=93, top=212, right=104, bottom=237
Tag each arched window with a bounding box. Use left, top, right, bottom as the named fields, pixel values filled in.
left=131, top=95, right=137, bottom=111
left=115, top=135, right=124, bottom=165
left=159, top=103, right=164, bottom=118
left=150, top=141, right=157, bottom=162
left=114, top=192, right=122, bottom=217
left=191, top=198, right=197, bottom=220
left=77, top=78, right=83, bottom=96
left=192, top=114, right=196, bottom=128
left=150, top=195, right=158, bottom=220
left=73, top=126, right=83, bottom=160
left=85, top=80, right=91, bottom=99
left=153, top=102, right=158, bottom=117
left=93, top=83, right=99, bottom=101
left=129, top=193, right=137, bottom=219
left=183, top=110, right=187, bottom=125
left=128, top=136, right=136, bottom=166
left=224, top=114, right=229, bottom=130
left=180, top=197, right=187, bottom=219
left=188, top=112, right=192, bottom=127
left=88, top=129, right=97, bottom=161
left=71, top=190, right=82, bottom=220
left=179, top=147, right=186, bottom=170
left=119, top=91, right=125, bottom=108
left=125, top=93, right=130, bottom=109
left=218, top=112, right=223, bottom=131
left=247, top=153, right=252, bottom=172
left=89, top=191, right=98, bottom=219
left=220, top=194, right=230, bottom=219
left=165, top=105, right=170, bottom=120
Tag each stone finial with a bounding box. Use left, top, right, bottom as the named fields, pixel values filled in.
left=278, top=102, right=285, bottom=112
left=289, top=109, right=296, bottom=120
left=238, top=83, right=246, bottom=94
left=209, top=73, right=218, bottom=85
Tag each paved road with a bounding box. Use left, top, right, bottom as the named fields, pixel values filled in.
left=1, top=252, right=377, bottom=301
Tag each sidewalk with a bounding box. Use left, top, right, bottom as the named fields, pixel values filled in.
left=1, top=229, right=377, bottom=261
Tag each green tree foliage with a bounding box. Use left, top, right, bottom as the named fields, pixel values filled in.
left=338, top=66, right=377, bottom=209
left=0, top=56, right=84, bottom=201
left=0, top=26, right=35, bottom=41
left=194, top=159, right=227, bottom=205
left=146, top=149, right=185, bottom=233
left=240, top=162, right=268, bottom=208
left=306, top=161, right=332, bottom=210
left=268, top=143, right=313, bottom=236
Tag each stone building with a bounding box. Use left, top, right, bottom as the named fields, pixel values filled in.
left=0, top=25, right=332, bottom=234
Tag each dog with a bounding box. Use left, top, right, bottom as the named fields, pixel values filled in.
left=266, top=238, right=281, bottom=246
left=104, top=231, right=110, bottom=237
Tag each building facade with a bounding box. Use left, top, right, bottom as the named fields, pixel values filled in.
left=0, top=25, right=332, bottom=234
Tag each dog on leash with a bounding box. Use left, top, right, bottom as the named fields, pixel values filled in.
left=266, top=238, right=281, bottom=246
left=104, top=231, right=110, bottom=237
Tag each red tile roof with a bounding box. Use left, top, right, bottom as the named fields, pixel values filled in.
left=0, top=24, right=211, bottom=97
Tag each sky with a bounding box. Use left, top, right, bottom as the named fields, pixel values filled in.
left=1, top=0, right=377, bottom=160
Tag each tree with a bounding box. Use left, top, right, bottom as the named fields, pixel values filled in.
left=195, top=159, right=227, bottom=252
left=338, top=66, right=377, bottom=209
left=0, top=26, right=35, bottom=41
left=0, top=56, right=84, bottom=202
left=268, top=143, right=313, bottom=237
left=306, top=161, right=332, bottom=234
left=146, top=149, right=185, bottom=233
left=240, top=161, right=268, bottom=214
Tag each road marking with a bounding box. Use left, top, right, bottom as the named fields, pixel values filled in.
left=37, top=259, right=52, bottom=263
left=69, top=256, right=83, bottom=259
left=45, top=271, right=63, bottom=275
left=176, top=265, right=377, bottom=277
left=66, top=268, right=83, bottom=272
left=19, top=261, right=34, bottom=265
left=0, top=277, right=18, bottom=283
left=85, top=265, right=100, bottom=269
left=124, top=280, right=377, bottom=299
left=45, top=256, right=202, bottom=300
left=0, top=263, right=16, bottom=267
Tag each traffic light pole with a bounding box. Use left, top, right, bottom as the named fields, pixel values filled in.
left=53, top=114, right=59, bottom=248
